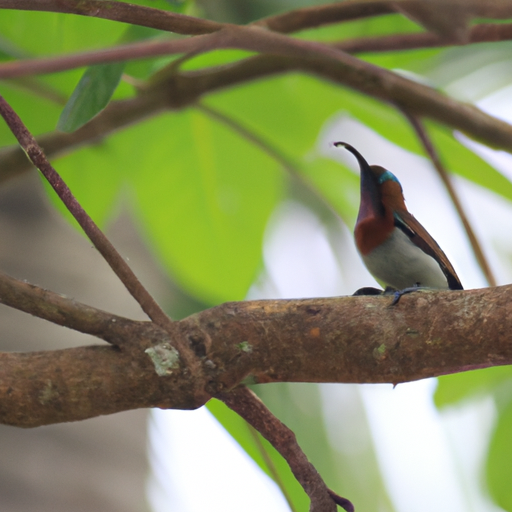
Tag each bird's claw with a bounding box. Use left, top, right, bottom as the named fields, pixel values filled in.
left=389, top=284, right=426, bottom=306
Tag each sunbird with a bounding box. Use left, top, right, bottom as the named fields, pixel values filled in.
left=335, top=142, right=463, bottom=296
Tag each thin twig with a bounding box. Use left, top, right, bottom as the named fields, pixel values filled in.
left=0, top=0, right=225, bottom=35
left=253, top=1, right=395, bottom=33
left=0, top=269, right=137, bottom=344
left=333, top=23, right=512, bottom=53
left=0, top=32, right=219, bottom=79
left=218, top=386, right=353, bottom=512
left=0, top=93, right=172, bottom=324
left=403, top=111, right=497, bottom=287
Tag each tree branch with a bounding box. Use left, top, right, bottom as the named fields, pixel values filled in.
left=333, top=22, right=512, bottom=53
left=0, top=0, right=226, bottom=35
left=2, top=286, right=512, bottom=427
left=253, top=1, right=395, bottom=33
left=0, top=269, right=137, bottom=343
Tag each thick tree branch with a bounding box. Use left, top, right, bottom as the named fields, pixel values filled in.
left=2, top=285, right=512, bottom=428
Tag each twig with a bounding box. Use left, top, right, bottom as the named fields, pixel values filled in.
left=253, top=1, right=395, bottom=33
left=0, top=0, right=225, bottom=35
left=403, top=111, right=497, bottom=287
left=333, top=23, right=512, bottom=53
left=0, top=269, right=137, bottom=344
left=218, top=386, right=352, bottom=512
left=0, top=32, right=219, bottom=79
left=0, top=93, right=172, bottom=324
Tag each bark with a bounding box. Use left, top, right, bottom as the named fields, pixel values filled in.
left=1, top=285, right=511, bottom=427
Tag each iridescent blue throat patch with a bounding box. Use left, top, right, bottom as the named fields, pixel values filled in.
left=377, top=170, right=400, bottom=185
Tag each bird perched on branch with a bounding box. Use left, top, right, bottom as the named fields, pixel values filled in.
left=334, top=142, right=463, bottom=300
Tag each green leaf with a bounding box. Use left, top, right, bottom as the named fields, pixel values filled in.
left=57, top=62, right=125, bottom=133
left=207, top=398, right=308, bottom=511
left=434, top=367, right=512, bottom=408
left=53, top=108, right=282, bottom=304
left=129, top=109, right=283, bottom=304
left=118, top=0, right=189, bottom=11
left=0, top=12, right=125, bottom=56
left=487, top=395, right=512, bottom=511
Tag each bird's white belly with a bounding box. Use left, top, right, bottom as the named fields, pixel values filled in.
left=362, top=228, right=449, bottom=290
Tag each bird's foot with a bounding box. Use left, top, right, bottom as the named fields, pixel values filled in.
left=389, top=284, right=428, bottom=306
left=352, top=287, right=384, bottom=296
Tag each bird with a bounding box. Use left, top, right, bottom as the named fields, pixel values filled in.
left=334, top=142, right=463, bottom=298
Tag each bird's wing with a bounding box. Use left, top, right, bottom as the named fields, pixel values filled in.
left=394, top=209, right=463, bottom=290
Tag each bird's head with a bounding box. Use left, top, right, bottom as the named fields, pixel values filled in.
left=334, top=142, right=406, bottom=220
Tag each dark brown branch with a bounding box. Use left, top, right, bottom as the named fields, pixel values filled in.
left=334, top=22, right=512, bottom=53
left=219, top=386, right=346, bottom=512
left=404, top=112, right=497, bottom=287
left=4, top=0, right=512, bottom=40
left=253, top=1, right=395, bottom=33
left=0, top=269, right=137, bottom=343
left=0, top=0, right=395, bottom=37
left=0, top=94, right=209, bottom=389
left=0, top=32, right=220, bottom=79
left=2, top=285, right=512, bottom=427
left=0, top=0, right=225, bottom=35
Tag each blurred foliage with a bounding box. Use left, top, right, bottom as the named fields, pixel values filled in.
left=2, top=2, right=512, bottom=512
